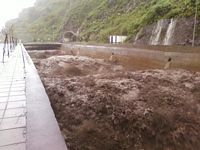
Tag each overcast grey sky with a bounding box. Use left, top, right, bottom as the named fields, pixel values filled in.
left=0, top=0, right=36, bottom=29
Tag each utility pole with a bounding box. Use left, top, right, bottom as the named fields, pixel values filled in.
left=60, top=0, right=72, bottom=42
left=69, top=0, right=71, bottom=31
left=69, top=0, right=71, bottom=10
left=52, top=25, right=55, bottom=41
left=192, top=0, right=198, bottom=47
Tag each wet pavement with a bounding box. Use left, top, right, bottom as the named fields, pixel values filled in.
left=0, top=44, right=67, bottom=150
left=0, top=44, right=26, bottom=150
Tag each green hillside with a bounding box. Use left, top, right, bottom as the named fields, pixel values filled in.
left=6, top=0, right=200, bottom=42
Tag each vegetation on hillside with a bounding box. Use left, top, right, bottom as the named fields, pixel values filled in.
left=6, top=0, right=200, bottom=42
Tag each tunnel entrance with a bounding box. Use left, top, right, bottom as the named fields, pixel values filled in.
left=63, top=31, right=77, bottom=42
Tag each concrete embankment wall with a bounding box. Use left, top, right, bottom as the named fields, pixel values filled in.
left=23, top=44, right=68, bottom=150
left=24, top=43, right=62, bottom=50
left=62, top=43, right=200, bottom=71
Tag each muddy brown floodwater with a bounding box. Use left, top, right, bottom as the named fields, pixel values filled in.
left=29, top=50, right=200, bottom=150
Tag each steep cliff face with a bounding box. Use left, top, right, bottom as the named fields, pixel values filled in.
left=78, top=0, right=200, bottom=44
left=6, top=0, right=200, bottom=45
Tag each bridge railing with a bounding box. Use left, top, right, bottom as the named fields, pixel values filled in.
left=2, top=33, right=17, bottom=63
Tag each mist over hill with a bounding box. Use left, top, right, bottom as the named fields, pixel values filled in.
left=6, top=0, right=200, bottom=44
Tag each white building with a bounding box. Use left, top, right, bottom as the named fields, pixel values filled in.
left=109, top=35, right=127, bottom=44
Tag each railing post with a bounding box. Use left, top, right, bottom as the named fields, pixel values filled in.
left=20, top=43, right=26, bottom=70
left=2, top=34, right=8, bottom=63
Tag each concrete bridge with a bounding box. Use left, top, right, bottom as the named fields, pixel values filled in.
left=0, top=44, right=68, bottom=150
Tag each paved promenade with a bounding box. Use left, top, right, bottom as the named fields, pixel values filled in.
left=0, top=44, right=67, bottom=150
left=0, top=44, right=26, bottom=150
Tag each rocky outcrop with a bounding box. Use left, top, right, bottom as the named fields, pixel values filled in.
left=134, top=18, right=200, bottom=46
